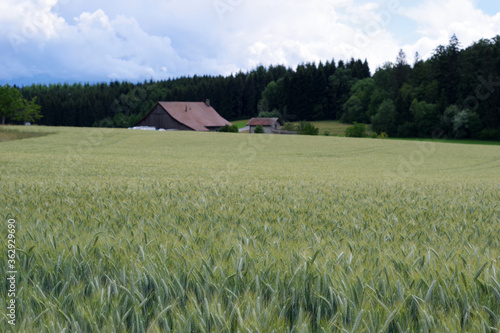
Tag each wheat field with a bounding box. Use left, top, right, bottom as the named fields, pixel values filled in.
left=1, top=126, right=499, bottom=332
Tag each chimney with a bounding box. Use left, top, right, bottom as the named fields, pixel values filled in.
left=205, top=99, right=210, bottom=107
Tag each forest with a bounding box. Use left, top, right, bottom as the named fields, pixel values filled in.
left=6, top=35, right=500, bottom=140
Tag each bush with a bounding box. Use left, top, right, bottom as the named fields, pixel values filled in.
left=219, top=125, right=239, bottom=133
left=378, top=132, right=389, bottom=139
left=477, top=129, right=500, bottom=141
left=254, top=125, right=264, bottom=133
left=297, top=122, right=319, bottom=135
left=282, top=122, right=297, bottom=131
left=345, top=122, right=368, bottom=137
left=323, top=131, right=330, bottom=136
left=370, top=132, right=378, bottom=138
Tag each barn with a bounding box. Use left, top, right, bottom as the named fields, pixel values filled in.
left=247, top=118, right=284, bottom=133
left=135, top=100, right=231, bottom=131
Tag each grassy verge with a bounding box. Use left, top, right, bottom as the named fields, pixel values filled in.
left=230, top=119, right=250, bottom=129
left=0, top=126, right=54, bottom=142
left=287, top=120, right=351, bottom=136
left=387, top=137, right=500, bottom=145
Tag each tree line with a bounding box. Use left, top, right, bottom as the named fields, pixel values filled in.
left=5, top=34, right=500, bottom=140
left=356, top=35, right=500, bottom=140
left=14, top=59, right=367, bottom=128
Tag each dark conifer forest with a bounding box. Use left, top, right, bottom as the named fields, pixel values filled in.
left=13, top=35, right=500, bottom=139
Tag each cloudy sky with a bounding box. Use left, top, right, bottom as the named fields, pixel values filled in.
left=0, top=0, right=499, bottom=85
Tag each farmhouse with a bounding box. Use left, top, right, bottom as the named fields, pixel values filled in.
left=247, top=118, right=284, bottom=134
left=135, top=100, right=231, bottom=131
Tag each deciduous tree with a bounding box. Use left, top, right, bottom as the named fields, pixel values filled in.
left=0, top=85, right=23, bottom=125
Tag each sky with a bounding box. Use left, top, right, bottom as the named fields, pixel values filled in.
left=0, top=0, right=499, bottom=85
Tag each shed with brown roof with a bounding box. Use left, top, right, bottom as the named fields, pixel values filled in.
left=247, top=117, right=283, bottom=133
left=135, top=101, right=231, bottom=131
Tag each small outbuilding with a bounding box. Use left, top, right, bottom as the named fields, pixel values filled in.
left=135, top=100, right=231, bottom=131
left=247, top=118, right=284, bottom=134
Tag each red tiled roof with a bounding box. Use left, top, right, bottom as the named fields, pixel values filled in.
left=158, top=102, right=231, bottom=131
left=246, top=117, right=283, bottom=126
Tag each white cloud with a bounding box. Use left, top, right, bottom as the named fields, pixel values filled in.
left=401, top=0, right=500, bottom=61
left=0, top=0, right=402, bottom=82
left=0, top=0, right=498, bottom=84
left=0, top=2, right=191, bottom=82
left=211, top=0, right=403, bottom=72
